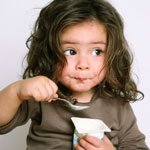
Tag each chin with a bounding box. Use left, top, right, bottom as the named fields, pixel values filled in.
left=70, top=86, right=93, bottom=93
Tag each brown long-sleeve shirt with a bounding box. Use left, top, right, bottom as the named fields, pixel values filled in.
left=0, top=91, right=149, bottom=149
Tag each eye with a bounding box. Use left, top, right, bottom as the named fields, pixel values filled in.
left=92, top=49, right=103, bottom=56
left=64, top=49, right=76, bottom=56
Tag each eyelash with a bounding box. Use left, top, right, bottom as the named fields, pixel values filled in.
left=64, top=48, right=103, bottom=56
left=92, top=49, right=103, bottom=56
left=64, top=49, right=76, bottom=55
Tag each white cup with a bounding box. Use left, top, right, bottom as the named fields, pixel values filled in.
left=71, top=117, right=111, bottom=147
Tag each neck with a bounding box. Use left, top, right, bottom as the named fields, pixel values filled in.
left=71, top=89, right=94, bottom=103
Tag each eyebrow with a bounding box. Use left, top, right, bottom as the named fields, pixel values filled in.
left=61, top=40, right=107, bottom=45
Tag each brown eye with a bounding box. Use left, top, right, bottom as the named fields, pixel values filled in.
left=64, top=49, right=76, bottom=55
left=92, top=49, right=103, bottom=55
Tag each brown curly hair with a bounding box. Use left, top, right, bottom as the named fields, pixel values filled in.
left=23, top=0, right=144, bottom=102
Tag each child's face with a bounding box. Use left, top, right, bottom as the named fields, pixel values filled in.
left=59, top=20, right=107, bottom=96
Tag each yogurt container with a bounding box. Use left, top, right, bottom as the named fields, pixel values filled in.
left=71, top=117, right=111, bottom=148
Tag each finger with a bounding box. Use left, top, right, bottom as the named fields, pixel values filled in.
left=46, top=80, right=58, bottom=99
left=48, top=79, right=58, bottom=93
left=21, top=76, right=58, bottom=102
left=31, top=87, right=45, bottom=101
left=54, top=93, right=58, bottom=98
left=37, top=77, right=58, bottom=101
left=83, top=135, right=102, bottom=147
left=74, top=144, right=85, bottom=150
left=36, top=76, right=58, bottom=96
left=78, top=137, right=97, bottom=150
left=103, top=135, right=112, bottom=144
left=44, top=86, right=55, bottom=101
left=31, top=83, right=53, bottom=102
left=48, top=94, right=58, bottom=102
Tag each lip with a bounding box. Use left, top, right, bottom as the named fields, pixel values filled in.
left=74, top=77, right=87, bottom=82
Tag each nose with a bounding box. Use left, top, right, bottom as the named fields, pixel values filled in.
left=76, top=55, right=89, bottom=70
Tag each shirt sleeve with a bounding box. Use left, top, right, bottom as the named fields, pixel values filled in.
left=0, top=99, right=40, bottom=134
left=117, top=103, right=149, bottom=150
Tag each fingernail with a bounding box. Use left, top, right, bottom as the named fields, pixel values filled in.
left=48, top=99, right=52, bottom=103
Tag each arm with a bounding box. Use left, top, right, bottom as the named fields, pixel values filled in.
left=0, top=76, right=58, bottom=126
left=118, top=103, right=148, bottom=150
left=0, top=82, right=22, bottom=126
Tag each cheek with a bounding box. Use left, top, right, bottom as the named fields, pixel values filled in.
left=59, top=64, right=72, bottom=80
left=63, top=58, right=76, bottom=72
left=95, top=62, right=106, bottom=78
left=92, top=58, right=105, bottom=73
left=61, top=64, right=71, bottom=74
left=98, top=67, right=107, bottom=80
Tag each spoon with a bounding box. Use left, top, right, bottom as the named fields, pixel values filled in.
left=53, top=97, right=89, bottom=111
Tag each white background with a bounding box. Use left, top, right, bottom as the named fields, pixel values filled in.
left=0, top=0, right=150, bottom=149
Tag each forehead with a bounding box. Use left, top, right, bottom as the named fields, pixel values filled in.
left=60, top=20, right=107, bottom=45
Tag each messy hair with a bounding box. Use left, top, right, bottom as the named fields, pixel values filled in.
left=23, top=0, right=144, bottom=102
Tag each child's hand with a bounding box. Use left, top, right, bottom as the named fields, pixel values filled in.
left=0, top=76, right=58, bottom=126
left=74, top=135, right=115, bottom=150
left=16, top=76, right=58, bottom=102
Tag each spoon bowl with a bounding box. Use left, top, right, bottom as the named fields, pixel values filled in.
left=54, top=97, right=89, bottom=111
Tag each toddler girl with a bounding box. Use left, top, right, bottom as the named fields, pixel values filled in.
left=0, top=0, right=148, bottom=149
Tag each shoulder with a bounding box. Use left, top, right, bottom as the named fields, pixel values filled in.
left=94, top=93, right=134, bottom=118
left=95, top=92, right=129, bottom=108
left=100, top=96, right=136, bottom=124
